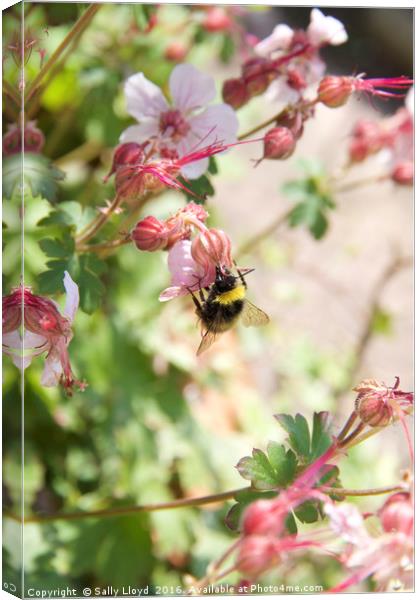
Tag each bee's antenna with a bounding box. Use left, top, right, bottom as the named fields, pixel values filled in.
left=236, top=267, right=255, bottom=278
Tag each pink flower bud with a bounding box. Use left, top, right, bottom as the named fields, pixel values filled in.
left=2, top=125, right=21, bottom=155
left=131, top=216, right=170, bottom=252
left=242, top=500, right=284, bottom=536
left=222, top=78, right=250, bottom=109
left=276, top=110, right=304, bottom=139
left=105, top=143, right=145, bottom=182
left=164, top=41, right=188, bottom=62
left=236, top=536, right=281, bottom=578
left=317, top=75, right=354, bottom=108
left=379, top=493, right=413, bottom=537
left=23, top=121, right=45, bottom=153
left=355, top=392, right=393, bottom=427
left=392, top=161, right=414, bottom=186
left=263, top=127, right=296, bottom=160
left=191, top=228, right=233, bottom=270
left=203, top=7, right=232, bottom=32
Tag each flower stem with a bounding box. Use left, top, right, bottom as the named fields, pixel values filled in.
left=25, top=4, right=101, bottom=105
left=3, top=79, right=21, bottom=108
left=336, top=411, right=358, bottom=441
left=77, top=236, right=132, bottom=256
left=321, top=484, right=404, bottom=497
left=75, top=193, right=123, bottom=244
left=333, top=173, right=389, bottom=193
left=338, top=422, right=366, bottom=448
left=5, top=487, right=248, bottom=524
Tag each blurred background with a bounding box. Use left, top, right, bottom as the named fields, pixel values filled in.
left=2, top=2, right=413, bottom=595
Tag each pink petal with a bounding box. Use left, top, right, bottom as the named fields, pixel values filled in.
left=265, top=78, right=301, bottom=105
left=324, top=502, right=369, bottom=545
left=124, top=72, right=168, bottom=121
left=189, top=104, right=239, bottom=146
left=40, top=352, right=63, bottom=387
left=169, top=64, right=216, bottom=112
left=255, top=24, right=294, bottom=57
left=307, top=9, right=348, bottom=47
left=180, top=157, right=209, bottom=179
left=119, top=122, right=159, bottom=144
left=63, top=271, right=79, bottom=322
left=158, top=286, right=187, bottom=302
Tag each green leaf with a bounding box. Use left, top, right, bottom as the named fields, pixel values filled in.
left=284, top=512, right=298, bottom=534
left=310, top=411, right=332, bottom=460
left=76, top=254, right=107, bottom=314
left=275, top=413, right=311, bottom=458
left=220, top=34, right=235, bottom=63
left=3, top=153, right=65, bottom=202
left=294, top=500, right=319, bottom=523
left=180, top=174, right=215, bottom=203
left=38, top=201, right=96, bottom=233
left=132, top=4, right=156, bottom=30
left=69, top=515, right=154, bottom=587
left=39, top=236, right=75, bottom=258
left=208, top=156, right=219, bottom=175
left=236, top=443, right=297, bottom=490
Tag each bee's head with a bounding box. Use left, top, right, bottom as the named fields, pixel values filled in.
left=214, top=265, right=236, bottom=292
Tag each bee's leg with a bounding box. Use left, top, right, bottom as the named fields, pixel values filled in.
left=186, top=287, right=203, bottom=315
left=235, top=263, right=248, bottom=289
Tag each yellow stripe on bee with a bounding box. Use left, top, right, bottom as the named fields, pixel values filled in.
left=215, top=285, right=246, bottom=305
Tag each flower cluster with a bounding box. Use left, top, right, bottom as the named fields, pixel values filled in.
left=326, top=488, right=413, bottom=592
left=119, top=64, right=238, bottom=180
left=132, top=201, right=234, bottom=301
left=2, top=272, right=85, bottom=394
left=345, top=88, right=414, bottom=185
left=222, top=9, right=348, bottom=110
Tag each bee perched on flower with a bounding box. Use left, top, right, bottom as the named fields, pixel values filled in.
left=132, top=203, right=269, bottom=355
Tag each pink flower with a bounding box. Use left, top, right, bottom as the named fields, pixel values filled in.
left=120, top=64, right=238, bottom=179
left=2, top=272, right=85, bottom=394
left=159, top=239, right=216, bottom=302
left=254, top=10, right=347, bottom=106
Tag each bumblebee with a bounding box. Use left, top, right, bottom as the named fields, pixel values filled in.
left=188, top=266, right=270, bottom=355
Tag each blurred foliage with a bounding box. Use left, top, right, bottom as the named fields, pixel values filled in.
left=2, top=2, right=411, bottom=596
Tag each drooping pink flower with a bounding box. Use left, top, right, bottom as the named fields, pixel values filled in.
left=120, top=64, right=238, bottom=179
left=159, top=239, right=216, bottom=302
left=353, top=377, right=413, bottom=427
left=2, top=272, right=85, bottom=394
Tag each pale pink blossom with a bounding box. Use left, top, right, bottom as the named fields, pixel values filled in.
left=120, top=64, right=238, bottom=179
left=307, top=9, right=348, bottom=47
left=159, top=240, right=215, bottom=302
left=2, top=272, right=84, bottom=394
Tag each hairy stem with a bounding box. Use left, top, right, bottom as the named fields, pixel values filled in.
left=3, top=79, right=21, bottom=108
left=77, top=236, right=132, bottom=256
left=5, top=487, right=247, bottom=524
left=25, top=4, right=101, bottom=105
left=75, top=193, right=123, bottom=245
left=237, top=210, right=290, bottom=258
left=321, top=484, right=405, bottom=497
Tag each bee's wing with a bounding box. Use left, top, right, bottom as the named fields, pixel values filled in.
left=241, top=299, right=270, bottom=327
left=196, top=328, right=220, bottom=356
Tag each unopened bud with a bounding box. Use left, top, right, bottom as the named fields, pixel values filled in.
left=277, top=110, right=304, bottom=139
left=242, top=58, right=273, bottom=97
left=191, top=228, right=233, bottom=270
left=164, top=41, right=188, bottom=62
left=263, top=127, right=296, bottom=160
left=203, top=7, right=232, bottom=32
left=132, top=216, right=169, bottom=251
left=318, top=76, right=353, bottom=108
left=242, top=500, right=284, bottom=536
left=355, top=390, right=393, bottom=427
left=392, top=161, right=414, bottom=186
left=105, top=143, right=145, bottom=182
left=236, top=536, right=281, bottom=578
left=222, top=78, right=250, bottom=109
left=24, top=121, right=45, bottom=153
left=379, top=492, right=413, bottom=537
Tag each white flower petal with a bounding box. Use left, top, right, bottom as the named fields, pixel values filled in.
left=23, top=331, right=48, bottom=350
left=63, top=271, right=79, bottom=322
left=40, top=353, right=62, bottom=387
left=169, top=64, right=216, bottom=112
left=324, top=502, right=369, bottom=545
left=2, top=330, right=22, bottom=350
left=307, top=9, right=348, bottom=47
left=124, top=72, right=168, bottom=121
left=119, top=122, right=159, bottom=144
left=405, top=87, right=414, bottom=115
left=189, top=104, right=239, bottom=146
left=180, top=157, right=209, bottom=179
left=265, top=78, right=301, bottom=105
left=255, top=24, right=294, bottom=57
